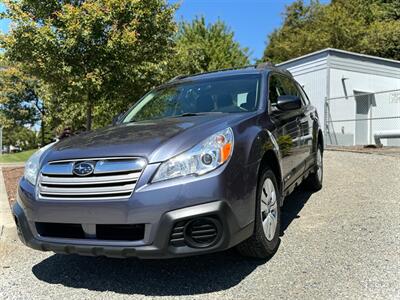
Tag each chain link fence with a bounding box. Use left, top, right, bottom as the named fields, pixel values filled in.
left=324, top=89, right=400, bottom=147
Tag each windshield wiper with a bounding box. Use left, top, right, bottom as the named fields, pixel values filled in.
left=175, top=113, right=202, bottom=117
left=174, top=112, right=224, bottom=118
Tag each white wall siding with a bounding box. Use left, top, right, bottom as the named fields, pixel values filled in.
left=329, top=68, right=400, bottom=99
left=327, top=68, right=400, bottom=146
left=279, top=48, right=400, bottom=146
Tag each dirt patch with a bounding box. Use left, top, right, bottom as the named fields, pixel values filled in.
left=326, top=146, right=400, bottom=157
left=2, top=167, right=24, bottom=207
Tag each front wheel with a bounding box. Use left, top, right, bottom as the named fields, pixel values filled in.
left=236, top=168, right=281, bottom=259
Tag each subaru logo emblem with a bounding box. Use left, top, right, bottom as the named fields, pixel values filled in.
left=73, top=162, right=95, bottom=176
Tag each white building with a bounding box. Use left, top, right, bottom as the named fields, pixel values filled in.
left=278, top=48, right=400, bottom=146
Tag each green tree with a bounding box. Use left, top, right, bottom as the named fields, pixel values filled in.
left=1, top=0, right=177, bottom=130
left=0, top=62, right=39, bottom=127
left=172, top=17, right=250, bottom=76
left=262, top=0, right=400, bottom=63
left=0, top=56, right=52, bottom=146
left=1, top=125, right=39, bottom=150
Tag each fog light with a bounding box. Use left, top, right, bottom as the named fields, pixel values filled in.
left=184, top=217, right=222, bottom=248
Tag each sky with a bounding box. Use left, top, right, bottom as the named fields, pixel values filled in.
left=172, top=0, right=323, bottom=61
left=0, top=0, right=330, bottom=62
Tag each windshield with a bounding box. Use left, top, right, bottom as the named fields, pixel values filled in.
left=122, top=75, right=260, bottom=123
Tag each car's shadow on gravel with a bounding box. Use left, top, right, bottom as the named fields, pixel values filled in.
left=32, top=187, right=314, bottom=296
left=32, top=249, right=263, bottom=296
left=280, top=187, right=313, bottom=236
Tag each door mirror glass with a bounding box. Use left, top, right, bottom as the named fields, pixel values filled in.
left=276, top=95, right=302, bottom=111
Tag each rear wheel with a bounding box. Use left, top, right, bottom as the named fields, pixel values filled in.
left=305, top=144, right=323, bottom=191
left=236, top=168, right=281, bottom=259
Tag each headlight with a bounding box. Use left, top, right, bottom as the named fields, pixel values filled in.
left=24, top=143, right=54, bottom=185
left=152, top=127, right=234, bottom=183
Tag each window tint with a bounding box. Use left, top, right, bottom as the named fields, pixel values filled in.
left=236, top=92, right=257, bottom=111
left=268, top=74, right=301, bottom=105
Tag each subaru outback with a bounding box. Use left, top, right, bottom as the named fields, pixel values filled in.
left=13, top=63, right=323, bottom=259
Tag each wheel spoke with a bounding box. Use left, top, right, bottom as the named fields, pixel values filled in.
left=262, top=188, right=271, bottom=202
left=264, top=179, right=272, bottom=194
left=261, top=190, right=269, bottom=211
left=263, top=214, right=270, bottom=239
left=269, top=191, right=276, bottom=206
left=270, top=211, right=277, bottom=227
left=267, top=180, right=274, bottom=195
left=262, top=187, right=268, bottom=197
left=271, top=217, right=277, bottom=239
left=268, top=216, right=274, bottom=239
left=263, top=211, right=276, bottom=240
left=261, top=201, right=268, bottom=215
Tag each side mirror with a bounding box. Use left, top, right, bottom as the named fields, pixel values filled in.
left=275, top=95, right=302, bottom=111
left=58, top=127, right=72, bottom=140
left=112, top=113, right=124, bottom=125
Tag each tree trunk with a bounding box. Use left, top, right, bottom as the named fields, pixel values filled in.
left=86, top=98, right=93, bottom=131
left=41, top=118, right=45, bottom=146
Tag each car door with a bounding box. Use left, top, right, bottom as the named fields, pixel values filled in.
left=268, top=73, right=303, bottom=187
left=296, top=83, right=315, bottom=170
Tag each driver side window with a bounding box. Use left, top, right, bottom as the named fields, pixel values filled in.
left=268, top=74, right=301, bottom=106
left=268, top=75, right=282, bottom=105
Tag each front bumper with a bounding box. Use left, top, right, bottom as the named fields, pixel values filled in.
left=14, top=157, right=258, bottom=259
left=13, top=198, right=253, bottom=259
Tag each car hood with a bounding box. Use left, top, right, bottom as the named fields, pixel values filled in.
left=44, top=113, right=251, bottom=164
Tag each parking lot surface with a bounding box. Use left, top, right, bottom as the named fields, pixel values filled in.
left=1, top=151, right=399, bottom=299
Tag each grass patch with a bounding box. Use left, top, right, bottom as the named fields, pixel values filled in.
left=0, top=149, right=36, bottom=164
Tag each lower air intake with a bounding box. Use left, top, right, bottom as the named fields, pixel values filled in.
left=170, top=217, right=222, bottom=248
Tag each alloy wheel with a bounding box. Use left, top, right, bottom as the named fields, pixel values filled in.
left=260, top=178, right=278, bottom=241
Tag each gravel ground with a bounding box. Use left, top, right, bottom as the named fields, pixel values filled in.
left=1, top=151, right=399, bottom=300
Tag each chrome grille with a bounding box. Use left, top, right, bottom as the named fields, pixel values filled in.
left=38, top=157, right=146, bottom=201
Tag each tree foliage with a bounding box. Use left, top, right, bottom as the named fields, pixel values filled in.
left=0, top=55, right=53, bottom=147
left=1, top=125, right=39, bottom=150
left=1, top=2, right=252, bottom=145
left=0, top=59, right=40, bottom=127
left=263, top=0, right=400, bottom=63
left=1, top=0, right=177, bottom=130
left=173, top=17, right=250, bottom=75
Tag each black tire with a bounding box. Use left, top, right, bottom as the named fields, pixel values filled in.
left=236, top=168, right=281, bottom=259
left=304, top=144, right=323, bottom=191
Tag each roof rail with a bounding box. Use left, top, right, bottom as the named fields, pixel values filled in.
left=257, top=61, right=294, bottom=77
left=168, top=63, right=291, bottom=83
left=168, top=74, right=189, bottom=82
left=168, top=65, right=260, bottom=82
left=256, top=61, right=275, bottom=69
left=201, top=65, right=256, bottom=74
left=276, top=66, right=293, bottom=76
